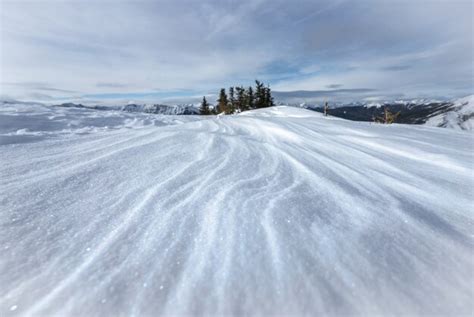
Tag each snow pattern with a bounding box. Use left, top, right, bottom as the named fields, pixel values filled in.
left=1, top=104, right=473, bottom=316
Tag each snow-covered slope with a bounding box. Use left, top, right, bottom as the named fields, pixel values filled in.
left=121, top=103, right=199, bottom=115
left=0, top=102, right=199, bottom=145
left=1, top=106, right=472, bottom=316
left=425, top=95, right=474, bottom=130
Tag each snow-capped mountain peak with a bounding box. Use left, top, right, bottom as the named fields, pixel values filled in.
left=425, top=95, right=474, bottom=130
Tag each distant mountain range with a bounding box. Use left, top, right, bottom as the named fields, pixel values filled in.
left=121, top=103, right=199, bottom=115
left=2, top=95, right=472, bottom=130
left=300, top=95, right=473, bottom=131
left=55, top=102, right=200, bottom=115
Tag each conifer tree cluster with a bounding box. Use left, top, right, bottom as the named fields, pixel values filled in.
left=199, top=80, right=274, bottom=115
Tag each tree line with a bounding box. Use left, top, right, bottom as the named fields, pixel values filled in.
left=200, top=80, right=274, bottom=115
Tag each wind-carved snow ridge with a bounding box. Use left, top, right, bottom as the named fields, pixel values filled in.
left=0, top=106, right=473, bottom=316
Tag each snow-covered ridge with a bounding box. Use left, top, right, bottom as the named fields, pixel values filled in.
left=292, top=98, right=448, bottom=109
left=50, top=102, right=200, bottom=115
left=1, top=105, right=472, bottom=316
left=292, top=95, right=473, bottom=130
left=425, top=95, right=474, bottom=131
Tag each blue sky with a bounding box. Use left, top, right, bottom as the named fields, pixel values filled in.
left=0, top=0, right=472, bottom=104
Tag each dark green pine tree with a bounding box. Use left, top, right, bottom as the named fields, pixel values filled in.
left=199, top=96, right=211, bottom=115
left=236, top=86, right=246, bottom=112
left=262, top=87, right=268, bottom=107
left=217, top=88, right=229, bottom=114
left=228, top=86, right=236, bottom=114
left=264, top=85, right=274, bottom=107
left=255, top=80, right=266, bottom=108
left=247, top=86, right=254, bottom=109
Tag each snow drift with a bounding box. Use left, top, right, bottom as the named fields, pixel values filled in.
left=0, top=105, right=473, bottom=316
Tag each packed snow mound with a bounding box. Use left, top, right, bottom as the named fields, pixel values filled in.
left=425, top=95, right=474, bottom=130
left=1, top=106, right=473, bottom=316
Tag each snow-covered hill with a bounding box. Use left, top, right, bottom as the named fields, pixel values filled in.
left=425, top=95, right=474, bottom=130
left=0, top=105, right=472, bottom=316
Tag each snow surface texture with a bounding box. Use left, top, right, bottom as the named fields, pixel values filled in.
left=0, top=102, right=199, bottom=146
left=425, top=95, right=474, bottom=131
left=1, top=105, right=473, bottom=316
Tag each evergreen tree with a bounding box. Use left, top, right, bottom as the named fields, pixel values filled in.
left=255, top=80, right=265, bottom=108
left=228, top=87, right=235, bottom=113
left=247, top=86, right=254, bottom=109
left=236, top=86, right=246, bottom=112
left=214, top=81, right=273, bottom=114
left=199, top=96, right=211, bottom=115
left=262, top=87, right=268, bottom=107
left=264, top=85, right=274, bottom=107
left=217, top=88, right=229, bottom=114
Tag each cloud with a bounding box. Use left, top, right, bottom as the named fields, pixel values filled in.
left=1, top=0, right=472, bottom=103
left=381, top=65, right=413, bottom=71
left=273, top=88, right=377, bottom=103
left=274, top=88, right=376, bottom=98
left=1, top=82, right=79, bottom=95
left=37, top=87, right=78, bottom=94
left=96, top=83, right=130, bottom=88
left=24, top=92, right=56, bottom=101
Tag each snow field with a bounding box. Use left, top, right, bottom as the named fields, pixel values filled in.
left=0, top=105, right=473, bottom=316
